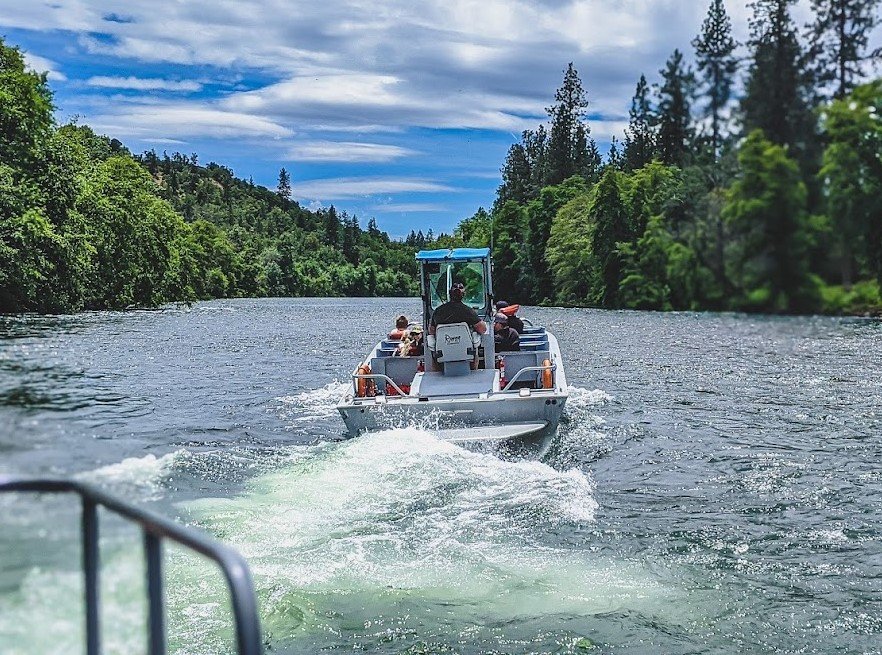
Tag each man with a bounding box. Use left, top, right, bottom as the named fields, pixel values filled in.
left=429, top=282, right=487, bottom=336
left=493, top=312, right=520, bottom=352
left=495, top=300, right=524, bottom=334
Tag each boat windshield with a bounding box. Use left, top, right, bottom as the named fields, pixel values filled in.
left=424, top=261, right=487, bottom=311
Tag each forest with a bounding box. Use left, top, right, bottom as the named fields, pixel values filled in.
left=0, top=36, right=417, bottom=313
left=2, top=0, right=881, bottom=315
left=434, top=0, right=882, bottom=315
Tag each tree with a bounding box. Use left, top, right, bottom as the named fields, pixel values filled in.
left=819, top=80, right=882, bottom=286
left=546, top=63, right=600, bottom=186
left=590, top=169, right=632, bottom=307
left=496, top=126, right=549, bottom=207
left=692, top=0, right=739, bottom=158
left=807, top=0, right=881, bottom=100
left=741, top=0, right=817, bottom=166
left=656, top=49, right=696, bottom=167
left=521, top=176, right=588, bottom=303
left=491, top=201, right=527, bottom=301
left=0, top=38, right=54, bottom=172
left=723, top=130, right=818, bottom=312
left=623, top=74, right=656, bottom=171
left=606, top=136, right=624, bottom=170
left=276, top=167, right=291, bottom=200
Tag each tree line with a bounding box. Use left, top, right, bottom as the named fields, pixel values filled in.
left=0, top=37, right=417, bottom=313
left=437, top=0, right=882, bottom=315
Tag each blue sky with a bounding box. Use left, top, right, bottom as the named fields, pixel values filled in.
left=2, top=1, right=879, bottom=237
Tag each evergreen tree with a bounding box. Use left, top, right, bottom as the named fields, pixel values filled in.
left=545, top=63, right=599, bottom=186
left=606, top=136, right=624, bottom=170
left=723, top=130, right=817, bottom=312
left=741, top=0, right=817, bottom=162
left=276, top=167, right=291, bottom=200
left=323, top=205, right=340, bottom=248
left=656, top=49, right=696, bottom=167
left=491, top=201, right=527, bottom=301
left=496, top=126, right=549, bottom=207
left=590, top=169, right=631, bottom=307
left=692, top=0, right=739, bottom=158
left=807, top=0, right=881, bottom=100
left=623, top=74, right=656, bottom=171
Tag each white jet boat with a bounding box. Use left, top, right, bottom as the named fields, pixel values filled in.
left=337, top=248, right=568, bottom=443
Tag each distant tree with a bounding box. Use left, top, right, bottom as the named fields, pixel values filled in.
left=276, top=167, right=291, bottom=200
left=546, top=63, right=600, bottom=186
left=491, top=201, right=526, bottom=301
left=723, top=130, right=817, bottom=312
left=819, top=80, right=882, bottom=286
left=623, top=74, right=656, bottom=171
left=692, top=0, right=739, bottom=158
left=590, top=169, right=632, bottom=307
left=606, top=136, right=624, bottom=170
left=0, top=38, right=54, bottom=172
left=656, top=49, right=696, bottom=167
left=741, top=0, right=817, bottom=163
left=323, top=205, right=340, bottom=248
left=807, top=0, right=881, bottom=100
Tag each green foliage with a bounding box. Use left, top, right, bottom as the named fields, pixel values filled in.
left=656, top=49, right=696, bottom=167
left=723, top=130, right=818, bottom=312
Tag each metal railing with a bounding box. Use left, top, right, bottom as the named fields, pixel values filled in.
left=500, top=362, right=557, bottom=392
left=0, top=477, right=263, bottom=655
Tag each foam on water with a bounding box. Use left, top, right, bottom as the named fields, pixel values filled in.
left=177, top=428, right=690, bottom=648
left=275, top=381, right=349, bottom=422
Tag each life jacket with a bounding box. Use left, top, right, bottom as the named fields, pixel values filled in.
left=388, top=328, right=407, bottom=340
left=499, top=304, right=520, bottom=317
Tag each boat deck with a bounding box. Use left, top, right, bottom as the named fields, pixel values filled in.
left=414, top=368, right=497, bottom=397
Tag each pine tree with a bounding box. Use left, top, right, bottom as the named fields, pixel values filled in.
left=496, top=126, right=549, bottom=208
left=741, top=0, right=816, bottom=159
left=545, top=63, right=599, bottom=186
left=590, top=169, right=631, bottom=307
left=656, top=50, right=696, bottom=167
left=692, top=0, right=739, bottom=158
left=606, top=136, right=624, bottom=170
left=276, top=167, right=291, bottom=200
left=807, top=0, right=881, bottom=100
left=623, top=74, right=656, bottom=171
left=324, top=205, right=340, bottom=248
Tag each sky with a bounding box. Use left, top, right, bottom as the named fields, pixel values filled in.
left=1, top=0, right=879, bottom=237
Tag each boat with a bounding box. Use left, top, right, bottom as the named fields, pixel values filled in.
left=337, top=247, right=568, bottom=443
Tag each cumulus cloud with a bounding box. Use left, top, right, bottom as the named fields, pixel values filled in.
left=86, top=76, right=202, bottom=92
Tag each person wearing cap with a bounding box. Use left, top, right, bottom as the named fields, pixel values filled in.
left=494, top=300, right=524, bottom=334
left=493, top=312, right=520, bottom=352
left=428, top=282, right=488, bottom=336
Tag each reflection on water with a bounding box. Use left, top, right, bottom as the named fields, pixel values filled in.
left=1, top=300, right=881, bottom=654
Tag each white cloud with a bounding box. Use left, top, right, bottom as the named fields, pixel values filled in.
left=285, top=141, right=417, bottom=162
left=295, top=177, right=456, bottom=200
left=370, top=202, right=447, bottom=213
left=88, top=104, right=292, bottom=140
left=86, top=76, right=202, bottom=91
left=22, top=52, right=66, bottom=81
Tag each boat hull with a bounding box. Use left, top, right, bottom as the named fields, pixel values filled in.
left=337, top=391, right=567, bottom=439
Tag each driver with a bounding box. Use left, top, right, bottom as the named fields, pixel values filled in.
left=428, top=282, right=488, bottom=338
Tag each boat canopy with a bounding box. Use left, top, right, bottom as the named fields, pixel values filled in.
left=418, top=248, right=494, bottom=323
left=415, top=248, right=490, bottom=262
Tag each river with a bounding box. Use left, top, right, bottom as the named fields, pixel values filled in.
left=1, top=298, right=880, bottom=654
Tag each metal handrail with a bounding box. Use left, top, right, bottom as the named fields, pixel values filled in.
left=0, top=477, right=263, bottom=655
left=351, top=372, right=407, bottom=397
left=499, top=362, right=557, bottom=392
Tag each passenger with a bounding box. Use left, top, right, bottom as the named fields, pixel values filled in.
left=388, top=314, right=409, bottom=340
left=396, top=325, right=424, bottom=357
left=493, top=313, right=520, bottom=352
left=495, top=300, right=524, bottom=334
left=428, top=282, right=488, bottom=337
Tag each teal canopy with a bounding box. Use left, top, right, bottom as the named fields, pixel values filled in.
left=415, top=248, right=490, bottom=261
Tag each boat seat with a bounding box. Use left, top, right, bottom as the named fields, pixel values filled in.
left=433, top=322, right=476, bottom=376
left=384, top=356, right=420, bottom=387
left=501, top=350, right=551, bottom=388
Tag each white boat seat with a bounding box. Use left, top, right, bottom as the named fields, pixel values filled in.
left=433, top=322, right=475, bottom=363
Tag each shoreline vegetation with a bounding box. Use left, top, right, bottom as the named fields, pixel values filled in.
left=2, top=0, right=882, bottom=317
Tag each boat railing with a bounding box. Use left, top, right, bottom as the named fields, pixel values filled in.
left=351, top=371, right=408, bottom=397
left=0, top=476, right=263, bottom=655
left=499, top=362, right=557, bottom=393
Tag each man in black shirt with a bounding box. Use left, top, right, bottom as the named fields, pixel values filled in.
left=429, top=282, right=488, bottom=336
left=493, top=312, right=520, bottom=352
